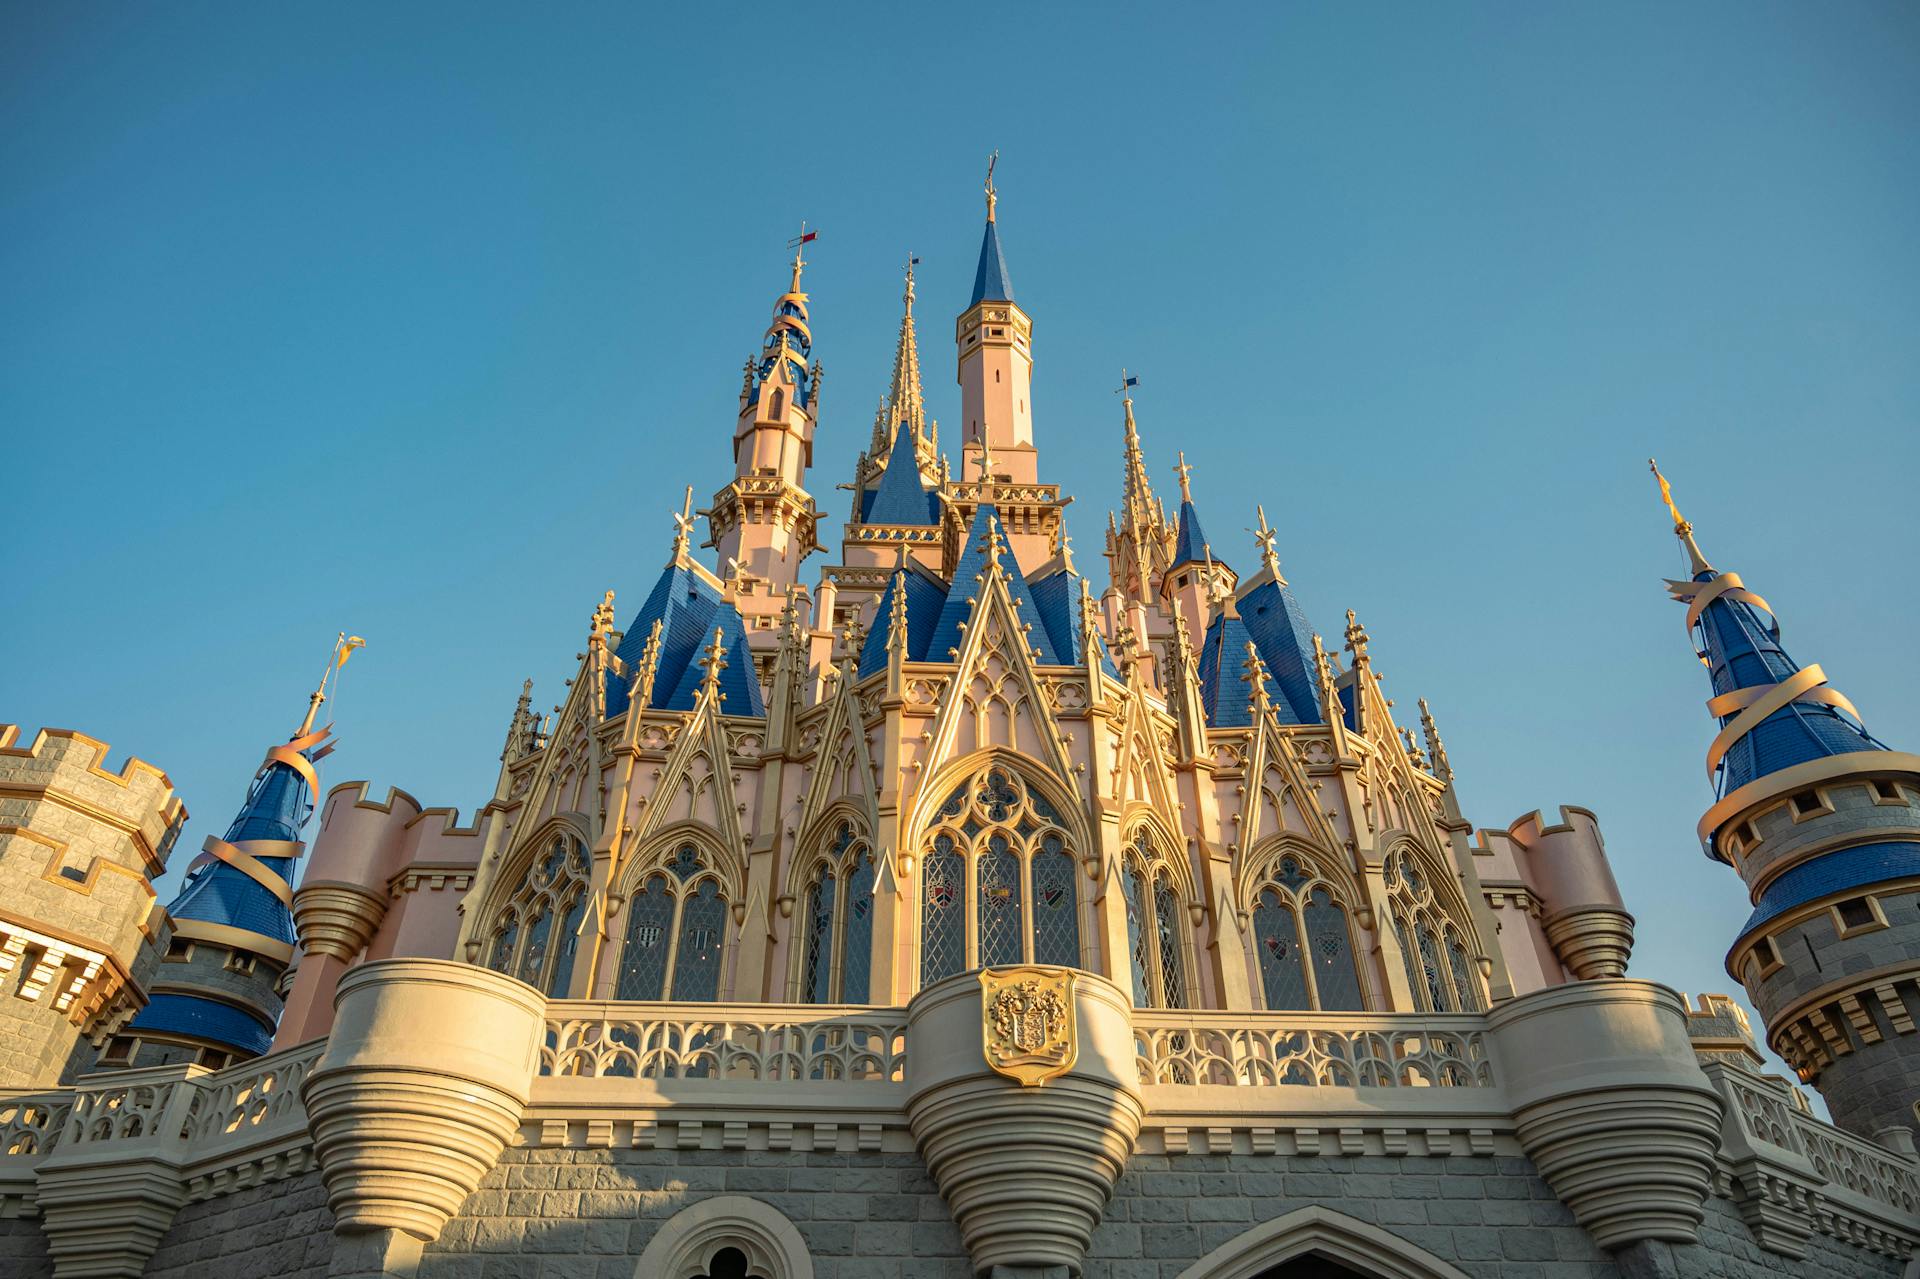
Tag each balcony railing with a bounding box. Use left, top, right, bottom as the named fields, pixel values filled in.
left=540, top=1002, right=908, bottom=1082
left=1711, top=1063, right=1920, bottom=1217
left=1132, top=1009, right=1496, bottom=1088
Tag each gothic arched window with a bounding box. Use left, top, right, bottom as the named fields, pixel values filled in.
left=1249, top=852, right=1365, bottom=1011
left=799, top=820, right=877, bottom=1004
left=916, top=763, right=1082, bottom=988
left=614, top=842, right=732, bottom=1002
left=1121, top=827, right=1188, bottom=1009
left=483, top=833, right=591, bottom=997
left=1383, top=847, right=1482, bottom=1012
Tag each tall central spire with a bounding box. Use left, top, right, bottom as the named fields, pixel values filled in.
left=868, top=255, right=937, bottom=477
left=956, top=155, right=1036, bottom=484
left=1110, top=379, right=1174, bottom=603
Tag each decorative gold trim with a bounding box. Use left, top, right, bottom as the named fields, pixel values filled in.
left=169, top=917, right=296, bottom=965
left=1697, top=751, right=1920, bottom=843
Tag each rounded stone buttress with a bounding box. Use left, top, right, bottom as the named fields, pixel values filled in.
left=905, top=967, right=1144, bottom=1277
left=1486, top=980, right=1723, bottom=1250
left=300, top=958, right=545, bottom=1241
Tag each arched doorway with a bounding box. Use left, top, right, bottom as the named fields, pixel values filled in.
left=1176, top=1206, right=1471, bottom=1279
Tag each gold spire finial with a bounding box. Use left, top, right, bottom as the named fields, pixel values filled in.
left=1174, top=452, right=1194, bottom=504
left=1252, top=504, right=1283, bottom=580
left=1648, top=458, right=1712, bottom=577
left=669, top=485, right=695, bottom=565
left=984, top=151, right=999, bottom=222
left=903, top=252, right=916, bottom=312
left=788, top=220, right=812, bottom=291
left=297, top=632, right=365, bottom=738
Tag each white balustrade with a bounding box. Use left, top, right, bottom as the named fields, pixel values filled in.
left=541, top=1001, right=908, bottom=1082
left=1132, top=1009, right=1495, bottom=1088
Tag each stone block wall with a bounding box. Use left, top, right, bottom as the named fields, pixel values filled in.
left=3, top=1146, right=1903, bottom=1278
left=143, top=1170, right=334, bottom=1279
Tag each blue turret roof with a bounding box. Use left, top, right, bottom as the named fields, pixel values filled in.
left=864, top=426, right=940, bottom=526
left=857, top=511, right=1111, bottom=680
left=1735, top=840, right=1920, bottom=943
left=165, top=751, right=308, bottom=947
left=1692, top=572, right=1884, bottom=795
left=1171, top=499, right=1210, bottom=568
left=926, top=505, right=1062, bottom=667
left=1027, top=568, right=1121, bottom=677
left=607, top=560, right=765, bottom=718
left=969, top=219, right=1015, bottom=306
left=1195, top=566, right=1325, bottom=729
left=129, top=993, right=275, bottom=1058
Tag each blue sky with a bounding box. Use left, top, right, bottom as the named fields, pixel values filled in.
left=5, top=4, right=1917, bottom=1070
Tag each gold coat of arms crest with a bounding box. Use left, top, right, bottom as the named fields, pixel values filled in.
left=980, top=966, right=1077, bottom=1086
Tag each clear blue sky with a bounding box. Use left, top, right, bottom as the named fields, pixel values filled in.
left=5, top=4, right=1917, bottom=1071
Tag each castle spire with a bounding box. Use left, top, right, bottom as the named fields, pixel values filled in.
left=868, top=255, right=938, bottom=472
left=1108, top=376, right=1175, bottom=605
left=1657, top=467, right=1884, bottom=798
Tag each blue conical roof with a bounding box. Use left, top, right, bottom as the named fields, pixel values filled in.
left=864, top=425, right=940, bottom=526
left=926, top=505, right=1062, bottom=666
left=1171, top=499, right=1211, bottom=567
left=165, top=753, right=308, bottom=947
left=969, top=219, right=1015, bottom=306
left=1692, top=574, right=1884, bottom=795
left=607, top=559, right=765, bottom=718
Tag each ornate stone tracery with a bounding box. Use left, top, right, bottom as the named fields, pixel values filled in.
left=612, top=838, right=734, bottom=1001
left=1244, top=843, right=1366, bottom=1012
left=1383, top=845, right=1482, bottom=1013
left=1120, top=824, right=1191, bottom=1009
left=480, top=830, right=591, bottom=997
left=795, top=818, right=876, bottom=1004
left=915, top=759, right=1084, bottom=989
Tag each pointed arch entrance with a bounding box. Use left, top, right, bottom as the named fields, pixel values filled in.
left=1176, top=1206, right=1472, bottom=1279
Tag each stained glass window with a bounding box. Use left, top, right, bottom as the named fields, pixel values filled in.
left=921, top=834, right=965, bottom=984
left=915, top=763, right=1084, bottom=988
left=671, top=879, right=727, bottom=1001
left=488, top=916, right=518, bottom=974
left=517, top=906, right=551, bottom=987
left=978, top=834, right=1022, bottom=967
left=616, top=873, right=674, bottom=1000
left=1384, top=847, right=1480, bottom=1013
left=1254, top=888, right=1309, bottom=1010
left=484, top=834, right=593, bottom=993
left=546, top=891, right=590, bottom=998
left=1303, top=889, right=1362, bottom=1011
left=1447, top=934, right=1481, bottom=1012
left=1123, top=865, right=1152, bottom=1006
left=842, top=853, right=876, bottom=1003
left=1030, top=837, right=1078, bottom=967
left=1154, top=880, right=1187, bottom=1009
left=802, top=871, right=836, bottom=1004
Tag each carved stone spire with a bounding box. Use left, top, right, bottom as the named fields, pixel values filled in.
left=1419, top=697, right=1453, bottom=785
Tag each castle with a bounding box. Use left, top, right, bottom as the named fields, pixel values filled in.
left=2, top=173, right=1916, bottom=1279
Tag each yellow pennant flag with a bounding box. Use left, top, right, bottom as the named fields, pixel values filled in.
left=337, top=636, right=367, bottom=668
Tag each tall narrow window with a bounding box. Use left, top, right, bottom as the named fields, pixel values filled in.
left=546, top=890, right=591, bottom=998
left=671, top=879, right=727, bottom=1001
left=802, top=870, right=837, bottom=1004
left=921, top=834, right=966, bottom=984
left=798, top=821, right=875, bottom=1004
left=842, top=853, right=876, bottom=1003
left=915, top=764, right=1081, bottom=990
left=1446, top=934, right=1481, bottom=1012
left=482, top=833, right=592, bottom=995
left=1029, top=835, right=1079, bottom=967
left=1253, top=888, right=1309, bottom=1010
left=617, top=874, right=675, bottom=1000
left=1121, top=828, right=1188, bottom=1009
left=1154, top=881, right=1187, bottom=1009
left=1303, top=888, right=1364, bottom=1011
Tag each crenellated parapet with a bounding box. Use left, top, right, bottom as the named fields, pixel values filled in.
left=1474, top=806, right=1636, bottom=990
left=0, top=726, right=186, bottom=1086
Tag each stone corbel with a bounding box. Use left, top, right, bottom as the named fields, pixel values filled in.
left=1542, top=904, right=1636, bottom=980
left=302, top=958, right=545, bottom=1272
left=1486, top=981, right=1722, bottom=1251
left=291, top=880, right=389, bottom=962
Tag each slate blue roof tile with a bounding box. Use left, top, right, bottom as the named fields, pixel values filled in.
left=969, top=219, right=1015, bottom=306
left=127, top=993, right=275, bottom=1057
left=926, top=505, right=1062, bottom=669
left=864, top=430, right=940, bottom=526
left=607, top=560, right=765, bottom=718
left=1737, top=841, right=1920, bottom=939
left=858, top=567, right=949, bottom=679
